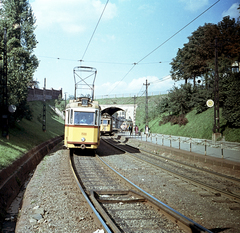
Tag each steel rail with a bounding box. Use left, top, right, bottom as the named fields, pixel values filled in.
left=125, top=142, right=240, bottom=184
left=103, top=138, right=240, bottom=202
left=96, top=154, right=212, bottom=233
left=68, top=153, right=112, bottom=233
left=97, top=155, right=212, bottom=233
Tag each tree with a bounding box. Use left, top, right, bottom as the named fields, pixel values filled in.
left=170, top=47, right=189, bottom=84
left=0, top=0, right=38, bottom=122
left=222, top=72, right=240, bottom=127
left=167, top=83, right=194, bottom=115
left=170, top=23, right=218, bottom=87
left=170, top=16, right=240, bottom=127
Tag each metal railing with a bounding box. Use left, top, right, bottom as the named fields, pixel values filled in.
left=120, top=132, right=240, bottom=162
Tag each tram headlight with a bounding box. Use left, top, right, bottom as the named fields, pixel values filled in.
left=81, top=137, right=85, bottom=142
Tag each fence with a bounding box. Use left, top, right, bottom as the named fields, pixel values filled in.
left=121, top=132, right=240, bottom=162
left=95, top=91, right=165, bottom=100
left=27, top=87, right=62, bottom=101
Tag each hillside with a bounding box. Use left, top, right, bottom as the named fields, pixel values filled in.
left=97, top=95, right=240, bottom=143
left=0, top=100, right=64, bottom=170
left=1, top=95, right=239, bottom=170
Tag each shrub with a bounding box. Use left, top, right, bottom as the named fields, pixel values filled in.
left=159, top=114, right=188, bottom=126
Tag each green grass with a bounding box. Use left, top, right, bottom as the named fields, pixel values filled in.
left=1, top=95, right=239, bottom=170
left=144, top=107, right=240, bottom=142
left=0, top=100, right=64, bottom=170
left=148, top=109, right=215, bottom=138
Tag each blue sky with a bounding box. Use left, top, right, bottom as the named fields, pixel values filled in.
left=29, top=0, right=239, bottom=99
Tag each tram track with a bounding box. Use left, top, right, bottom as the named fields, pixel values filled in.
left=69, top=150, right=212, bottom=232
left=103, top=137, right=240, bottom=203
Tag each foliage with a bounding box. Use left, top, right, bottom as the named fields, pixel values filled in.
left=191, top=87, right=213, bottom=113
left=167, top=83, right=195, bottom=115
left=170, top=15, right=240, bottom=127
left=0, top=0, right=39, bottom=126
left=159, top=114, right=188, bottom=126
left=155, top=96, right=169, bottom=114
left=170, top=16, right=240, bottom=86
left=221, top=72, right=240, bottom=127
left=55, top=95, right=66, bottom=112
left=170, top=23, right=219, bottom=85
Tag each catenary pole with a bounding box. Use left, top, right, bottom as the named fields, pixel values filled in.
left=143, top=79, right=150, bottom=125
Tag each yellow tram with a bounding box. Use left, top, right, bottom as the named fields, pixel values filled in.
left=100, top=113, right=113, bottom=135
left=64, top=97, right=101, bottom=150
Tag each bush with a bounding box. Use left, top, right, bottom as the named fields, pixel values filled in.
left=159, top=114, right=188, bottom=126
left=178, top=114, right=189, bottom=126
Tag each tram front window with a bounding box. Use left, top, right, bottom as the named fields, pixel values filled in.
left=74, top=112, right=94, bottom=125
left=102, top=120, right=108, bottom=125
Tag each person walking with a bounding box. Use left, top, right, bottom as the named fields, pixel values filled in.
left=145, top=125, right=149, bottom=137
left=135, top=125, right=139, bottom=136
left=129, top=125, right=132, bottom=136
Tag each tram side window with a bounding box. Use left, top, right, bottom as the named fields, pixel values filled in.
left=70, top=109, right=73, bottom=124
left=65, top=110, right=69, bottom=124
left=95, top=110, right=99, bottom=126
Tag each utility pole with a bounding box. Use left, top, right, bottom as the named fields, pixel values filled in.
left=143, top=79, right=150, bottom=125
left=133, top=95, right=137, bottom=128
left=65, top=92, right=67, bottom=108
left=213, top=38, right=220, bottom=135
left=42, top=78, right=46, bottom=132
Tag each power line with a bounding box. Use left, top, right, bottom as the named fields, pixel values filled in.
left=106, top=0, right=220, bottom=95
left=150, top=75, right=172, bottom=84
left=38, top=56, right=77, bottom=61
left=136, top=0, right=220, bottom=64
left=107, top=64, right=136, bottom=94
left=38, top=56, right=168, bottom=65
left=81, top=0, right=109, bottom=60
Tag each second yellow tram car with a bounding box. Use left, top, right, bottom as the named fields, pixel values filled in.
left=64, top=97, right=101, bottom=151
left=100, top=113, right=113, bottom=135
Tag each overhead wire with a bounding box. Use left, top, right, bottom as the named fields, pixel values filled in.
left=107, top=0, right=220, bottom=95
left=37, top=56, right=168, bottom=66
left=81, top=0, right=109, bottom=61
left=150, top=75, right=172, bottom=84
left=135, top=0, right=220, bottom=65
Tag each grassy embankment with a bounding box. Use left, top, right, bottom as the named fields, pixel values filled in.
left=0, top=100, right=64, bottom=170
left=1, top=95, right=239, bottom=169
left=98, top=95, right=240, bottom=143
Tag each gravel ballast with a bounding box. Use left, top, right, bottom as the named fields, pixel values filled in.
left=16, top=149, right=100, bottom=233
left=15, top=138, right=240, bottom=233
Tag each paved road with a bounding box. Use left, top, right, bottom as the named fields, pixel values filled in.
left=118, top=132, right=240, bottom=163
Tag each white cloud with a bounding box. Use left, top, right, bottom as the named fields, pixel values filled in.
left=95, top=75, right=175, bottom=97
left=179, top=0, right=209, bottom=12
left=31, top=0, right=117, bottom=33
left=222, top=3, right=240, bottom=19
left=138, top=4, right=155, bottom=15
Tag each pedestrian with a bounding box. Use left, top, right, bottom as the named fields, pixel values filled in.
left=135, top=125, right=139, bottom=136
left=145, top=125, right=149, bottom=137
left=129, top=125, right=132, bottom=136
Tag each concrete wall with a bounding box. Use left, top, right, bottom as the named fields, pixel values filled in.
left=27, top=87, right=62, bottom=101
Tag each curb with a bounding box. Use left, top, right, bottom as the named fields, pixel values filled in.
left=125, top=137, right=240, bottom=171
